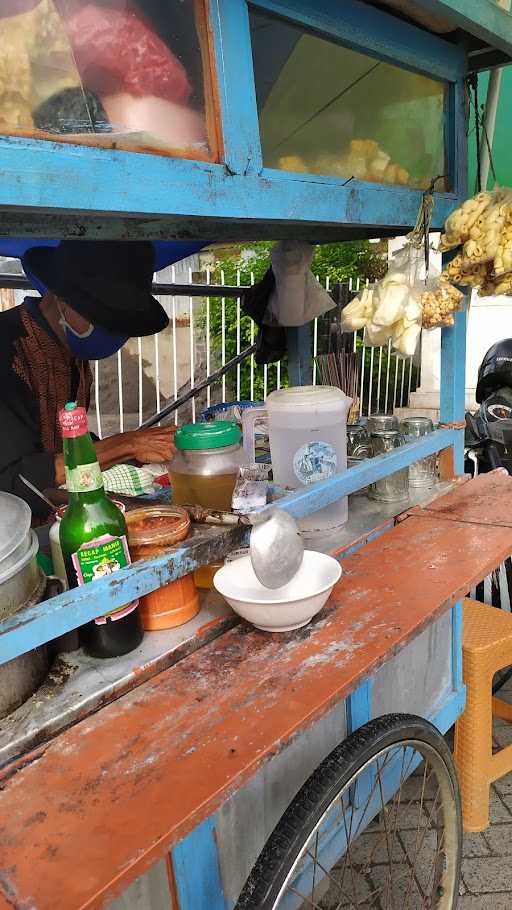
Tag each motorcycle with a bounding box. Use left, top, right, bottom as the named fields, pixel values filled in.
left=465, top=339, right=512, bottom=691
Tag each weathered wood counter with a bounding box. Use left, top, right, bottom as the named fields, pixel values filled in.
left=1, top=471, right=511, bottom=910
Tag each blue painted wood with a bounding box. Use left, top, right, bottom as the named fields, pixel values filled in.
left=0, top=526, right=249, bottom=666
left=404, top=0, right=512, bottom=61
left=440, top=308, right=467, bottom=475
left=287, top=325, right=313, bottom=386
left=0, top=137, right=460, bottom=231
left=261, top=428, right=459, bottom=520
left=430, top=684, right=466, bottom=735
left=347, top=680, right=373, bottom=734
left=451, top=600, right=464, bottom=694
left=172, top=816, right=227, bottom=910
left=210, top=0, right=263, bottom=175
left=252, top=0, right=466, bottom=81
left=0, top=431, right=457, bottom=665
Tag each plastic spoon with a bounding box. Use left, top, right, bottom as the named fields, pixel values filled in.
left=249, top=508, right=304, bottom=589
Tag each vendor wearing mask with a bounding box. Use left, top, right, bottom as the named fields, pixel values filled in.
left=0, top=240, right=176, bottom=519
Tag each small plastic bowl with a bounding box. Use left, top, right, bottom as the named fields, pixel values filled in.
left=214, top=550, right=342, bottom=632
left=125, top=505, right=190, bottom=548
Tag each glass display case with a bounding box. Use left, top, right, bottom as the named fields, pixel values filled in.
left=249, top=6, right=448, bottom=190
left=0, top=0, right=220, bottom=160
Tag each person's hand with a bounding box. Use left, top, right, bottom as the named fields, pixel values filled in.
left=129, top=426, right=177, bottom=464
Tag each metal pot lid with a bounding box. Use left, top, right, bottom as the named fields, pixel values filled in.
left=0, top=492, right=32, bottom=565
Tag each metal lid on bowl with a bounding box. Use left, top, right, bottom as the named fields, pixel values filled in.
left=175, top=420, right=241, bottom=450
left=0, top=492, right=31, bottom=564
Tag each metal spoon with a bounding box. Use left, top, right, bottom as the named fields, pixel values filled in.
left=249, top=508, right=304, bottom=589
left=18, top=474, right=58, bottom=514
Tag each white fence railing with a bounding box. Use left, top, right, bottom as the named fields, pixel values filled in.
left=90, top=271, right=419, bottom=438
left=0, top=270, right=419, bottom=439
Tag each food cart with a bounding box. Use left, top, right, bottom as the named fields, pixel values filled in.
left=1, top=1, right=512, bottom=907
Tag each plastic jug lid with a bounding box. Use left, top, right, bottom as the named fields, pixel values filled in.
left=0, top=492, right=31, bottom=564
left=175, top=421, right=241, bottom=450
left=266, top=385, right=351, bottom=412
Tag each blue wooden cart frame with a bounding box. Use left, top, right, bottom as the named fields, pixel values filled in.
left=0, top=0, right=469, bottom=675
left=2, top=1, right=512, bottom=906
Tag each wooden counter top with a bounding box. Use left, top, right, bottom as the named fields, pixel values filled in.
left=1, top=471, right=512, bottom=909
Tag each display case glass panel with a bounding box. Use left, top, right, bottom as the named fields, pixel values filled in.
left=0, top=0, right=219, bottom=160
left=249, top=7, right=448, bottom=190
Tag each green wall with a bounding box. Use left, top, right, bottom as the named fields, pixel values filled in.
left=468, top=68, right=512, bottom=192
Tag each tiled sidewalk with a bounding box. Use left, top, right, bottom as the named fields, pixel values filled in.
left=457, top=681, right=512, bottom=908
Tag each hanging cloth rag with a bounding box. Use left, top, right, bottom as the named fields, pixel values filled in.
left=240, top=241, right=335, bottom=365
left=267, top=241, right=335, bottom=326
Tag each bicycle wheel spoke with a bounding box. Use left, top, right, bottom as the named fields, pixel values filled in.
left=375, top=753, right=400, bottom=909
left=304, top=848, right=360, bottom=909
left=311, top=831, right=320, bottom=902
left=238, top=723, right=461, bottom=910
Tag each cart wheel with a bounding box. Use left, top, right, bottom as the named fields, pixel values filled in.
left=236, top=714, right=462, bottom=910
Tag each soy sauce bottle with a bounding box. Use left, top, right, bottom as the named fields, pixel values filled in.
left=58, top=402, right=143, bottom=658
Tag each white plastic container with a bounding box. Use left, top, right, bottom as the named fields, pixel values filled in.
left=266, top=386, right=352, bottom=545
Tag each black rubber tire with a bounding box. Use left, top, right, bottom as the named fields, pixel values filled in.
left=235, top=713, right=462, bottom=910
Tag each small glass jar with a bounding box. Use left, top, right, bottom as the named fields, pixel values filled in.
left=367, top=413, right=400, bottom=434
left=369, top=430, right=409, bottom=502
left=401, top=417, right=437, bottom=489
left=347, top=424, right=371, bottom=457
left=169, top=421, right=249, bottom=511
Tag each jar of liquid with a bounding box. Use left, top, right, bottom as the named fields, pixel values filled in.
left=169, top=421, right=249, bottom=512
left=369, top=430, right=409, bottom=502
left=401, top=417, right=437, bottom=489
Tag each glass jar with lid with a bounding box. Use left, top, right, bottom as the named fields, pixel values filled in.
left=368, top=430, right=409, bottom=502
left=169, top=421, right=249, bottom=512
left=401, top=417, right=437, bottom=489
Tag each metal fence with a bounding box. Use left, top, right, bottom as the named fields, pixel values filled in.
left=0, top=268, right=419, bottom=438
left=91, top=271, right=420, bottom=438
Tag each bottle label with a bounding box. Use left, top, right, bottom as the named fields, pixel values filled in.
left=65, top=461, right=103, bottom=493
left=71, top=534, right=138, bottom=624
left=59, top=406, right=88, bottom=438
left=293, top=441, right=337, bottom=484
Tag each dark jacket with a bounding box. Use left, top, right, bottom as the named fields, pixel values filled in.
left=0, top=302, right=84, bottom=519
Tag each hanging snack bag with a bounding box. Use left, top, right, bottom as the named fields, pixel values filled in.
left=339, top=284, right=375, bottom=332
left=442, top=253, right=491, bottom=288
left=421, top=277, right=464, bottom=329
left=462, top=191, right=512, bottom=268
left=493, top=203, right=512, bottom=278
left=438, top=191, right=492, bottom=252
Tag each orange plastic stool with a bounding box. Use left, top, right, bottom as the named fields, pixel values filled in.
left=454, top=598, right=512, bottom=831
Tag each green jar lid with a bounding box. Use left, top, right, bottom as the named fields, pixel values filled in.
left=175, top=421, right=241, bottom=450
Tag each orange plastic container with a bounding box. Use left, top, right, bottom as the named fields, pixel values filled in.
left=139, top=574, right=200, bottom=631
left=194, top=562, right=223, bottom=590
left=126, top=506, right=199, bottom=630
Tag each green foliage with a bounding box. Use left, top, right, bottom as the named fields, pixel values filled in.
left=199, top=241, right=387, bottom=403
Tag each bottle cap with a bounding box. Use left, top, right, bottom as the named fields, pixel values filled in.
left=59, top=403, right=88, bottom=438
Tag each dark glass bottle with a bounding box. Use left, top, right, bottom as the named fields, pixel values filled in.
left=58, top=402, right=143, bottom=658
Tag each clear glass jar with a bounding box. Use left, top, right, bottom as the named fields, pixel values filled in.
left=369, top=430, right=409, bottom=502
left=401, top=417, right=437, bottom=489
left=347, top=424, right=371, bottom=456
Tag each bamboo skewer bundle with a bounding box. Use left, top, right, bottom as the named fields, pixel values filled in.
left=315, top=352, right=361, bottom=423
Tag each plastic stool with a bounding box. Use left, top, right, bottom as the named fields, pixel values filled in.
left=454, top=598, right=512, bottom=831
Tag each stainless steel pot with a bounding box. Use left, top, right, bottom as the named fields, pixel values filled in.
left=0, top=531, right=45, bottom=621
left=0, top=645, right=49, bottom=719
left=0, top=494, right=50, bottom=719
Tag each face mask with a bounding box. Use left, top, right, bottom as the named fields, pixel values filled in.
left=58, top=305, right=128, bottom=360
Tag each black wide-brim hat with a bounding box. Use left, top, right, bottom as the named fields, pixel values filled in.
left=24, top=240, right=169, bottom=336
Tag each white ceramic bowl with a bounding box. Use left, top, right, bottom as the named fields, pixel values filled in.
left=213, top=550, right=342, bottom=632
